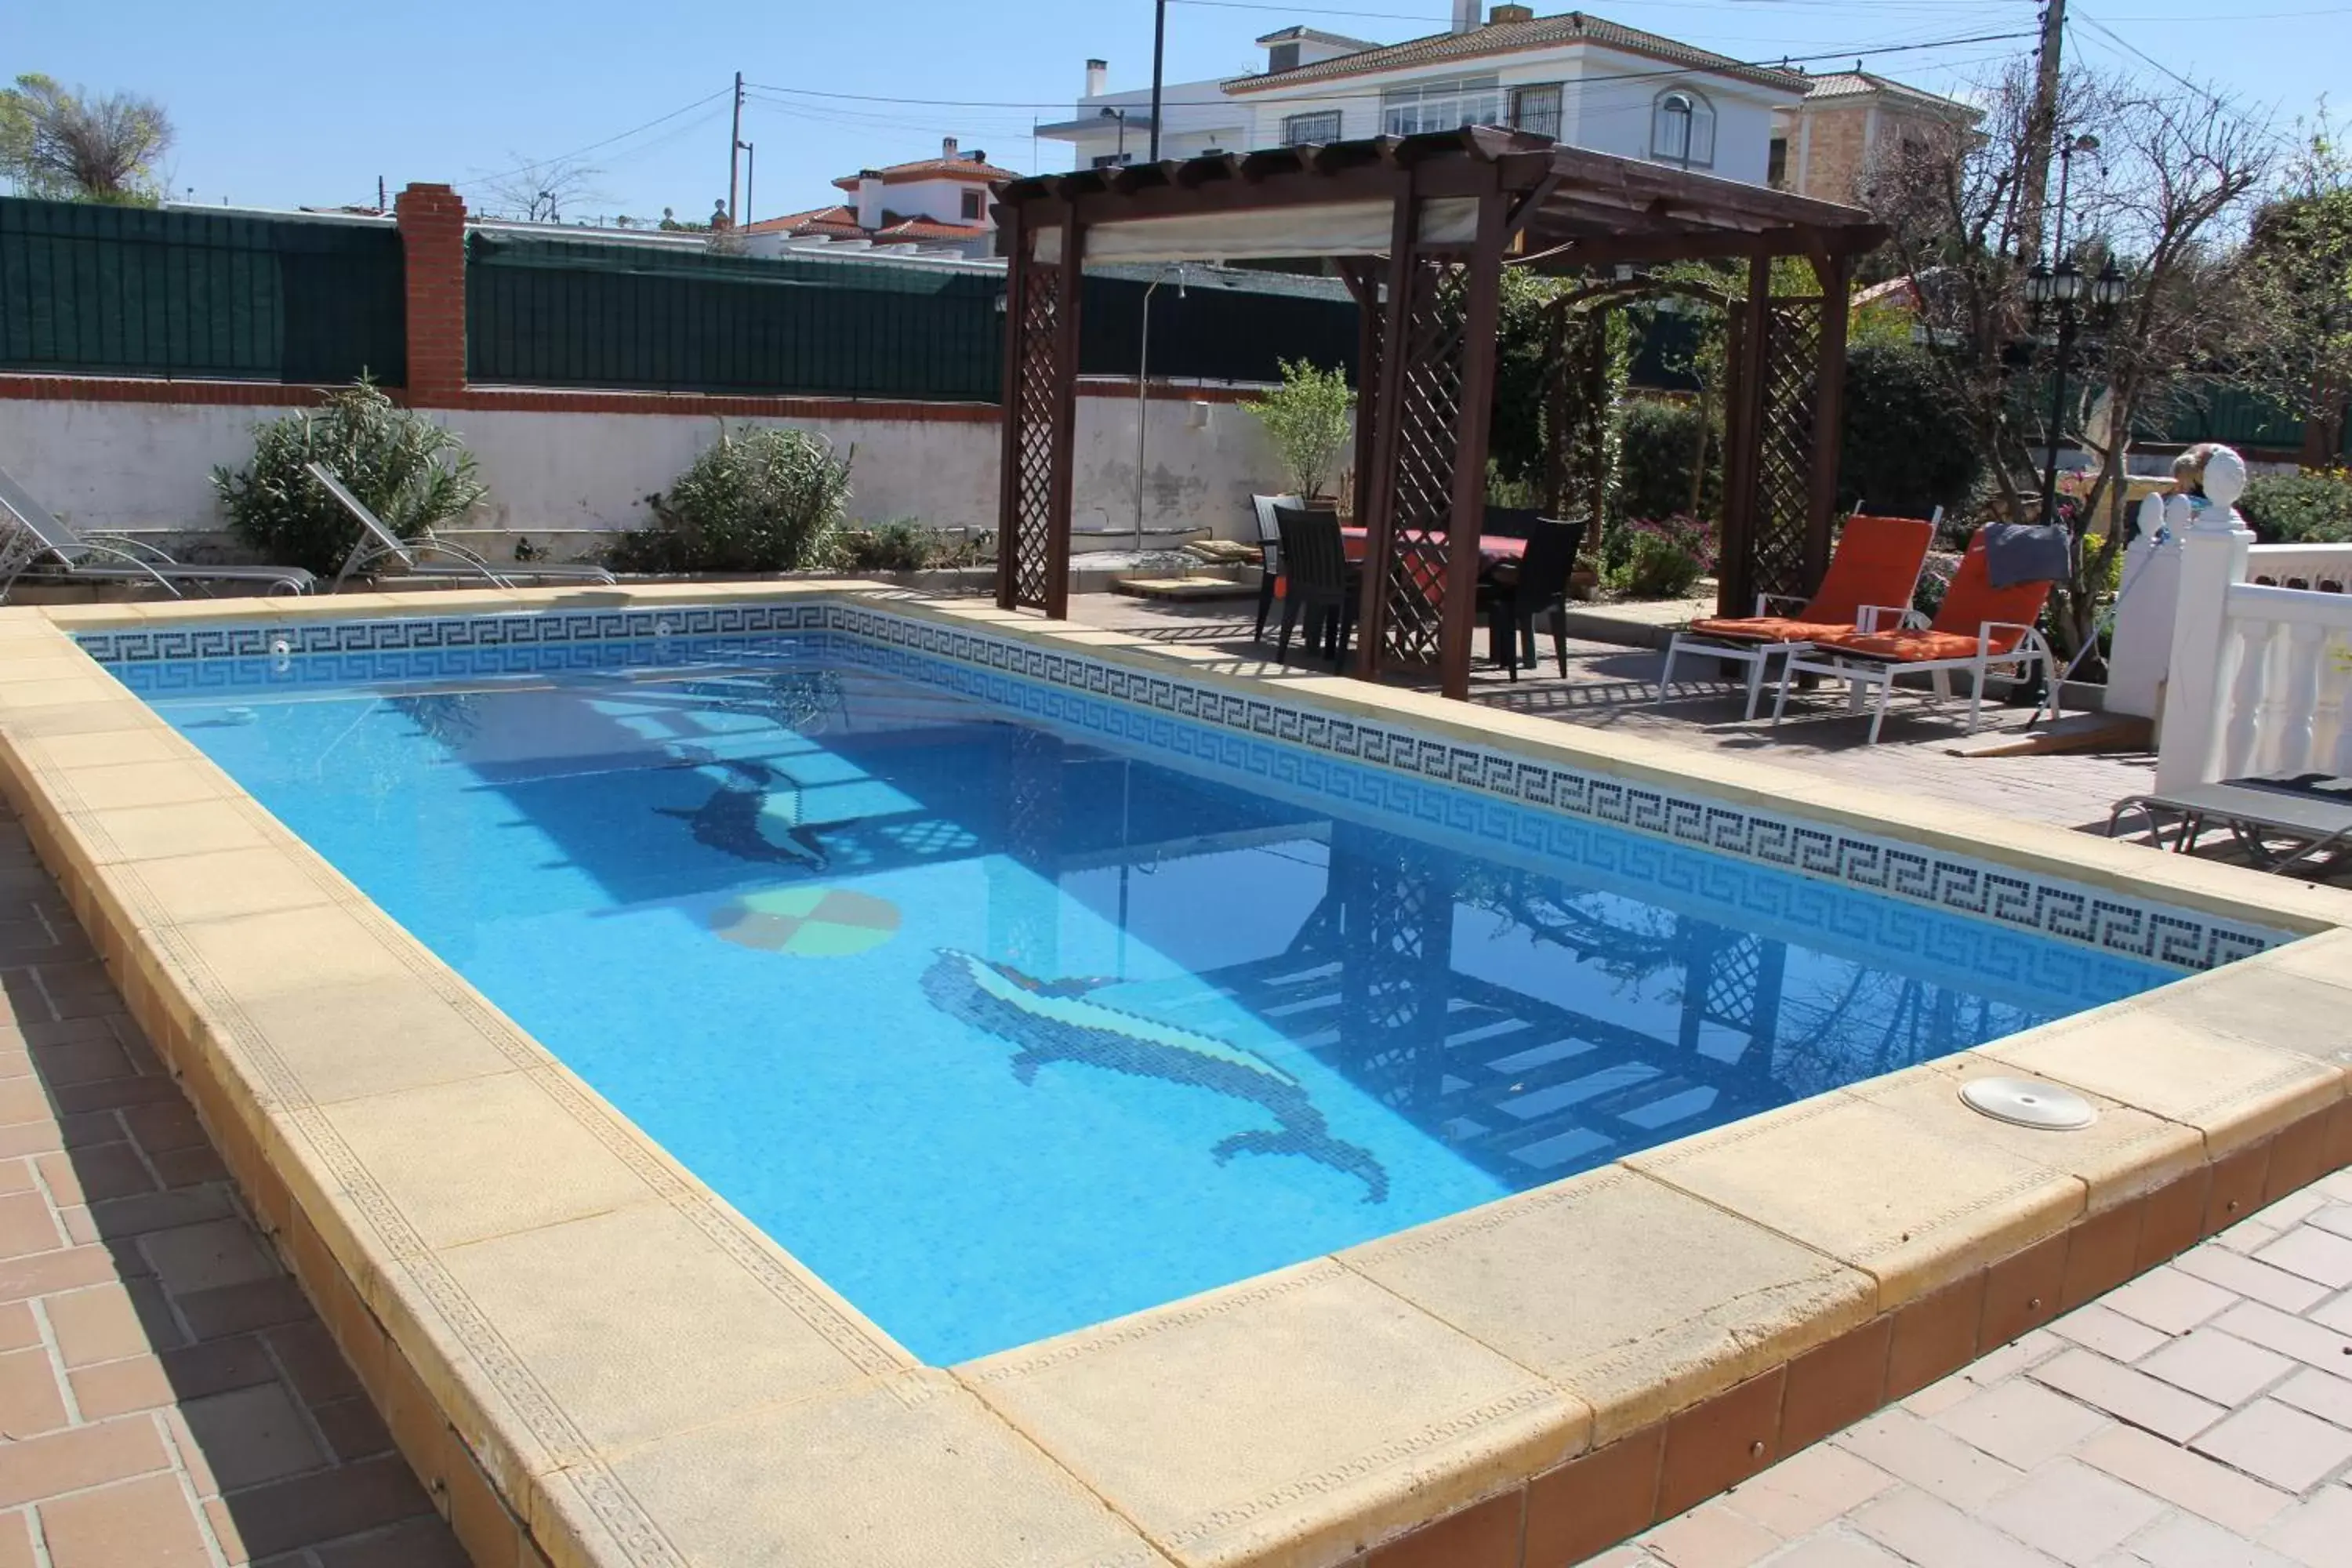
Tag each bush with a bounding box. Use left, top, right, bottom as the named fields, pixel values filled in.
left=609, top=425, right=850, bottom=573
left=209, top=379, right=488, bottom=578
left=2237, top=467, right=2352, bottom=543
left=1241, top=359, right=1355, bottom=499
left=1614, top=398, right=1717, bottom=526
left=1837, top=340, right=1980, bottom=521
left=1603, top=516, right=1713, bottom=599
left=831, top=521, right=991, bottom=573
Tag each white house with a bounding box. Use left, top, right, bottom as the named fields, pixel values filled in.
left=746, top=138, right=1014, bottom=258
left=1036, top=4, right=1818, bottom=188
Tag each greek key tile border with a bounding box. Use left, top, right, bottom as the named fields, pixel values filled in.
left=75, top=599, right=2289, bottom=973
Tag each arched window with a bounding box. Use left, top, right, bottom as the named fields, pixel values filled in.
left=1651, top=88, right=1716, bottom=168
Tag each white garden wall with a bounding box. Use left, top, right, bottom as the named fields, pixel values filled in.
left=0, top=389, right=1316, bottom=559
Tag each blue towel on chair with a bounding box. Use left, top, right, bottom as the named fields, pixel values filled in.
left=1982, top=522, right=2071, bottom=587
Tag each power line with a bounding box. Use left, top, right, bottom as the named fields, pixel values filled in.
left=744, top=31, right=2035, bottom=114
left=455, top=87, right=735, bottom=190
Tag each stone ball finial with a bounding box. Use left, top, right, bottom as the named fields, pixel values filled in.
left=2200, top=445, right=2248, bottom=514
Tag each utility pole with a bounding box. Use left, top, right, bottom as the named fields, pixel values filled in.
left=728, top=71, right=745, bottom=221
left=376, top=175, right=386, bottom=213
left=2017, top=0, right=2067, bottom=262
left=1148, top=0, right=1167, bottom=162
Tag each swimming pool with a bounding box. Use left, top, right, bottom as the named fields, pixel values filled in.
left=103, top=620, right=2194, bottom=1363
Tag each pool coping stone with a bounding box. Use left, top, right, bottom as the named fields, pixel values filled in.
left=0, top=583, right=2345, bottom=1568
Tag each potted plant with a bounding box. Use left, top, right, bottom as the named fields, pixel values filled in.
left=1242, top=359, right=1355, bottom=506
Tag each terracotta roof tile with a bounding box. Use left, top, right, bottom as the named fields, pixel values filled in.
left=831, top=155, right=1024, bottom=189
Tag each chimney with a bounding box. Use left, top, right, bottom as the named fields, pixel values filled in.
left=855, top=171, right=883, bottom=230
left=1450, top=0, right=1478, bottom=32
left=1085, top=58, right=1109, bottom=98
left=942, top=136, right=959, bottom=159
left=1488, top=3, right=1534, bottom=20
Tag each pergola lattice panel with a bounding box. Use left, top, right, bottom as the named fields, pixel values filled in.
left=1004, top=261, right=1068, bottom=612
left=1380, top=257, right=1470, bottom=670
left=1751, top=299, right=1826, bottom=608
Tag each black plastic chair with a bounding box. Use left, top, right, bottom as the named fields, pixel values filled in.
left=1481, top=504, right=1543, bottom=541
left=1250, top=493, right=1298, bottom=643
left=1272, top=505, right=1357, bottom=670
left=1476, top=516, right=1585, bottom=681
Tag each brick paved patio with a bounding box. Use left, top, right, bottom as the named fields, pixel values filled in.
left=0, top=811, right=463, bottom=1567
left=1065, top=595, right=2161, bottom=837
left=1590, top=1177, right=2352, bottom=1567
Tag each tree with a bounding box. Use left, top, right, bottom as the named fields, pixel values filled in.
left=2238, top=108, right=2352, bottom=463
left=1864, top=60, right=2271, bottom=667
left=480, top=155, right=607, bottom=223
left=0, top=74, right=172, bottom=203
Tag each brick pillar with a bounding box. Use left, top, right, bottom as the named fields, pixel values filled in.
left=394, top=183, right=468, bottom=407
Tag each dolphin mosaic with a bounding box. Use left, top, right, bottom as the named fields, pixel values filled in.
left=656, top=752, right=829, bottom=870
left=920, top=948, right=1389, bottom=1203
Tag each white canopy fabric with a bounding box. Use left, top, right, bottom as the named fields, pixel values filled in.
left=1031, top=198, right=1479, bottom=265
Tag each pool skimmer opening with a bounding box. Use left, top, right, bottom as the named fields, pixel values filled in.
left=1960, top=1076, right=2096, bottom=1131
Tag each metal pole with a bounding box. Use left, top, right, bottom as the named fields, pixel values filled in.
left=1136, top=274, right=1163, bottom=553
left=1149, top=0, right=1167, bottom=162
left=728, top=71, right=743, bottom=221
left=743, top=142, right=755, bottom=225
left=2041, top=305, right=2077, bottom=524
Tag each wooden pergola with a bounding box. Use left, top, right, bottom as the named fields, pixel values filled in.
left=991, top=126, right=1886, bottom=699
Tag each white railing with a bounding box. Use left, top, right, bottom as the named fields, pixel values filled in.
left=2156, top=450, right=2352, bottom=790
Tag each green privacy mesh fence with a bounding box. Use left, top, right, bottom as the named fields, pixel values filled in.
left=0, top=197, right=405, bottom=383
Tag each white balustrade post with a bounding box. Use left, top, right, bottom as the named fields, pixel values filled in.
left=2154, top=447, right=2255, bottom=792
left=2104, top=492, right=2183, bottom=720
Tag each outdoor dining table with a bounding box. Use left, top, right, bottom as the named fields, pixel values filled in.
left=1338, top=526, right=1530, bottom=567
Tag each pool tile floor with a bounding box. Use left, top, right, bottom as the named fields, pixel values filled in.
left=0, top=805, right=466, bottom=1568
left=1584, top=1178, right=2352, bottom=1568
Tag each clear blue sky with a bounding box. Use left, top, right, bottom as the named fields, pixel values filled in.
left=9, top=0, right=2342, bottom=222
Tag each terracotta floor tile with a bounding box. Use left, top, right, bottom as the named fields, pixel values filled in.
left=119, top=1102, right=205, bottom=1156
left=1849, top=1483, right=2063, bottom=1567
left=2270, top=1367, right=2352, bottom=1430
left=2137, top=1329, right=2299, bottom=1408
left=2121, top=1512, right=2306, bottom=1568
left=45, top=1279, right=180, bottom=1367
left=34, top=1142, right=157, bottom=1206
left=1932, top=1377, right=2109, bottom=1470
left=2260, top=1483, right=2352, bottom=1568
left=1367, top=1488, right=1522, bottom=1568
left=0, top=1302, right=35, bottom=1354
left=2252, top=1227, right=2352, bottom=1291
left=0, top=1346, right=66, bottom=1436
left=66, top=1352, right=174, bottom=1420
left=1762, top=1531, right=1908, bottom=1566
left=1637, top=1499, right=1778, bottom=1568
left=137, top=1218, right=277, bottom=1298
left=0, top=1510, right=32, bottom=1568
left=2190, top=1400, right=2352, bottom=1494
left=147, top=1145, right=229, bottom=1189
left=1830, top=1409, right=2026, bottom=1512
left=2212, top=1301, right=2352, bottom=1376
left=2171, top=1244, right=2332, bottom=1316
left=265, top=1321, right=363, bottom=1406
left=176, top=1277, right=311, bottom=1341
left=2030, top=1348, right=2228, bottom=1444
left=25, top=1036, right=133, bottom=1089
left=1657, top=1369, right=1784, bottom=1519
left=310, top=1515, right=476, bottom=1568
left=38, top=1472, right=209, bottom=1568
left=0, top=1415, right=171, bottom=1508
left=1716, top=1443, right=1892, bottom=1537
left=205, top=1454, right=435, bottom=1562
left=179, top=1383, right=328, bottom=1494
left=2049, top=1303, right=2170, bottom=1364
left=2072, top=1425, right=2293, bottom=1536
left=0, top=1194, right=57, bottom=1261
left=1977, top=1457, right=2168, bottom=1565
left=2105, top=1268, right=2238, bottom=1338
left=307, top=1396, right=394, bottom=1464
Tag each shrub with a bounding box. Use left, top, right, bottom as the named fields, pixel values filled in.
left=1241, top=359, right=1355, bottom=499
left=831, top=521, right=991, bottom=573
left=1614, top=398, right=1717, bottom=526
left=209, top=379, right=487, bottom=578
left=1603, top=516, right=1713, bottom=599
left=2237, top=467, right=2352, bottom=543
left=1837, top=339, right=1980, bottom=520
left=609, top=425, right=850, bottom=573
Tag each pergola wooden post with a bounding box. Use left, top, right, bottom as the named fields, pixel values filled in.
left=991, top=129, right=1884, bottom=700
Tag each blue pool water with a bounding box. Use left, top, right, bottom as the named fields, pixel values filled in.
left=122, top=633, right=2176, bottom=1362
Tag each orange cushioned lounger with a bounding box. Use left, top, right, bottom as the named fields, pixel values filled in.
left=1773, top=531, right=2060, bottom=744
left=1656, top=514, right=1935, bottom=720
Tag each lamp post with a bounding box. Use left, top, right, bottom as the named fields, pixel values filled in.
left=2024, top=131, right=2121, bottom=526
left=1148, top=0, right=1167, bottom=162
